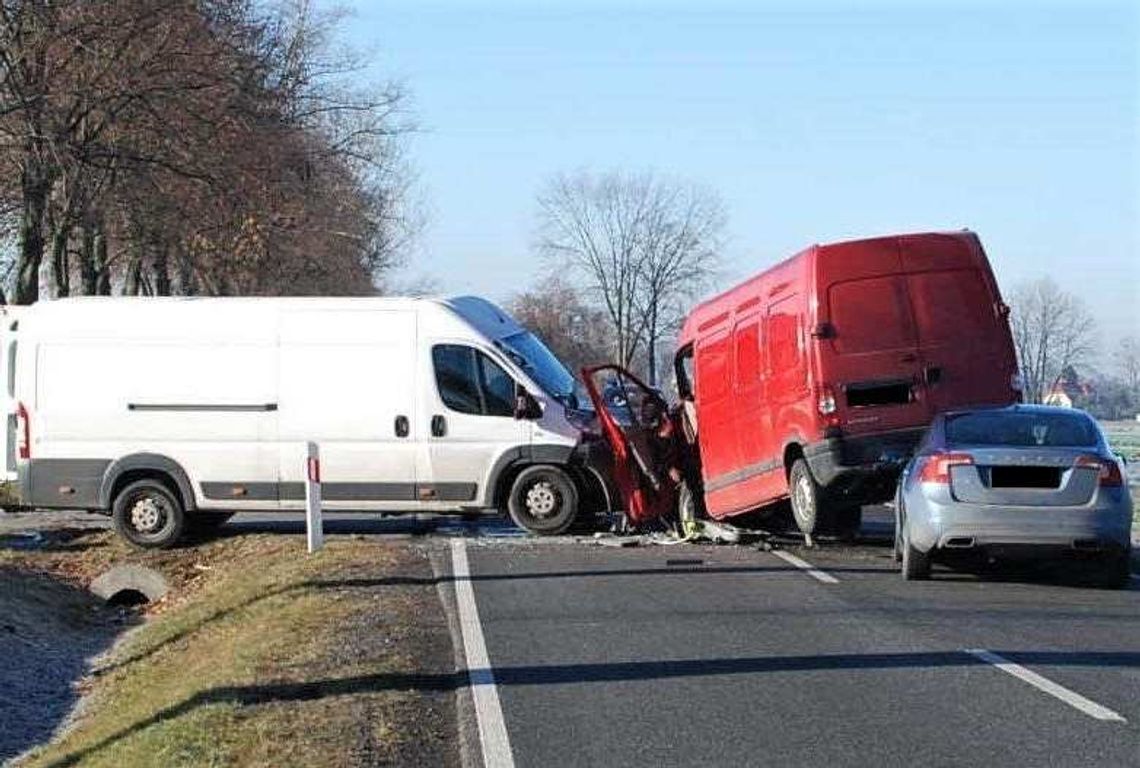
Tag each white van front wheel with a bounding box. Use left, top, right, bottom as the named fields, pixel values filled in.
left=507, top=465, right=579, bottom=535
left=112, top=479, right=186, bottom=550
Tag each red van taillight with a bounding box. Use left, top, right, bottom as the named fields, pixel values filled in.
left=1074, top=455, right=1123, bottom=487
left=16, top=401, right=29, bottom=460
left=817, top=385, right=837, bottom=415
left=918, top=452, right=974, bottom=484
left=816, top=385, right=840, bottom=428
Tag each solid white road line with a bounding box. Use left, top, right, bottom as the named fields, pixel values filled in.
left=451, top=539, right=516, bottom=767
left=964, top=648, right=1127, bottom=723
left=771, top=549, right=840, bottom=584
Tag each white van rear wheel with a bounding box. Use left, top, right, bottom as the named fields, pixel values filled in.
left=112, top=479, right=185, bottom=549
left=507, top=465, right=578, bottom=535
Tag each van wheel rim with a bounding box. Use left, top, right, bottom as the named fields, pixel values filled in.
left=525, top=481, right=558, bottom=518
left=130, top=497, right=168, bottom=533
left=792, top=474, right=812, bottom=519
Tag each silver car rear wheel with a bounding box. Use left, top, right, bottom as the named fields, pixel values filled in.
left=901, top=523, right=931, bottom=581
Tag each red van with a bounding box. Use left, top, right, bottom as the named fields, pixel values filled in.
left=585, top=231, right=1020, bottom=537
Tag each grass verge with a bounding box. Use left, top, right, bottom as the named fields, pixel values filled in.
left=7, top=531, right=457, bottom=768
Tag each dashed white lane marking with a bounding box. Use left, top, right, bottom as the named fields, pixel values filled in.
left=964, top=648, right=1126, bottom=723
left=451, top=539, right=516, bottom=767
left=771, top=549, right=840, bottom=584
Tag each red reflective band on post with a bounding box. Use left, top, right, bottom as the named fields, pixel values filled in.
left=1074, top=455, right=1123, bottom=487
left=918, top=452, right=974, bottom=484
left=307, top=456, right=321, bottom=483
left=16, top=401, right=29, bottom=460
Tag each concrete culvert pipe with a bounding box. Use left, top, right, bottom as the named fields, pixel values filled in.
left=89, top=565, right=168, bottom=606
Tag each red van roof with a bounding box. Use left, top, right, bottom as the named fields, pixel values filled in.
left=679, top=230, right=981, bottom=346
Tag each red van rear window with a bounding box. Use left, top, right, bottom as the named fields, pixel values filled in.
left=906, top=269, right=992, bottom=346
left=828, top=276, right=915, bottom=354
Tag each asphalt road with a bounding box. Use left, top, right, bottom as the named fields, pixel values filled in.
left=4, top=507, right=1138, bottom=767
left=455, top=529, right=1140, bottom=768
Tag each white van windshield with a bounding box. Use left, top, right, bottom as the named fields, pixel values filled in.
left=495, top=332, right=584, bottom=408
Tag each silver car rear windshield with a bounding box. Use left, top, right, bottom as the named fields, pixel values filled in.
left=946, top=411, right=1098, bottom=448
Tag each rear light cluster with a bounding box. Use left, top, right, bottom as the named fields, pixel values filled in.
left=16, top=401, right=29, bottom=460
left=817, top=386, right=836, bottom=415
left=1074, top=455, right=1124, bottom=487
left=816, top=385, right=840, bottom=429
left=917, top=452, right=973, bottom=484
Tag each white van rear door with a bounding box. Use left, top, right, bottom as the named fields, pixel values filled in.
left=278, top=309, right=419, bottom=509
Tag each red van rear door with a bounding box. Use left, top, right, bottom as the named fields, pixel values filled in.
left=820, top=240, right=931, bottom=436
left=898, top=235, right=1017, bottom=413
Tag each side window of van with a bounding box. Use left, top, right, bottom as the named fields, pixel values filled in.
left=696, top=333, right=731, bottom=403
left=767, top=299, right=801, bottom=373
left=478, top=353, right=516, bottom=417
left=734, top=320, right=761, bottom=392
left=432, top=345, right=517, bottom=417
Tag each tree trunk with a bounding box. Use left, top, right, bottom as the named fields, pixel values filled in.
left=15, top=162, right=49, bottom=304
left=50, top=225, right=71, bottom=297
left=124, top=255, right=142, bottom=295
left=95, top=229, right=111, bottom=295
left=177, top=253, right=196, bottom=296
left=646, top=300, right=659, bottom=386
left=153, top=245, right=171, bottom=296
left=80, top=224, right=98, bottom=295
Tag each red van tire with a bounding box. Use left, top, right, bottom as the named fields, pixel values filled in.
left=788, top=459, right=819, bottom=537
left=507, top=465, right=579, bottom=535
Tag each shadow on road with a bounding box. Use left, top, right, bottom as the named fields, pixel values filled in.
left=45, top=648, right=1140, bottom=767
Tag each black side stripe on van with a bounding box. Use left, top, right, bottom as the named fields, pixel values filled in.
left=129, top=403, right=278, bottom=412
left=200, top=482, right=477, bottom=503
left=704, top=458, right=783, bottom=494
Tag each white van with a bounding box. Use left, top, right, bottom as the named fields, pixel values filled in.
left=1, top=296, right=612, bottom=547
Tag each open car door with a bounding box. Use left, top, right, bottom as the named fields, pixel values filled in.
left=581, top=365, right=678, bottom=527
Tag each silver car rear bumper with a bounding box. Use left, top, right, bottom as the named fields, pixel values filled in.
left=905, top=485, right=1132, bottom=555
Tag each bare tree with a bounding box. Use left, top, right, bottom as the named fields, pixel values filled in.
left=536, top=170, right=723, bottom=383
left=508, top=276, right=611, bottom=376
left=1009, top=278, right=1097, bottom=404
left=1117, top=335, right=1140, bottom=394
left=632, top=181, right=724, bottom=384
left=0, top=0, right=416, bottom=302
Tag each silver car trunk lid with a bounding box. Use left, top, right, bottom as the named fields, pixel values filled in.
left=949, top=447, right=1099, bottom=507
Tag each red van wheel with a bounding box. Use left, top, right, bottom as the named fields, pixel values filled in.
left=788, top=459, right=819, bottom=537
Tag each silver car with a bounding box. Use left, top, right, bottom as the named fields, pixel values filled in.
left=895, top=405, right=1133, bottom=588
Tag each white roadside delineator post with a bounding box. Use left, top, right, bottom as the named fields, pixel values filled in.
left=305, top=441, right=323, bottom=553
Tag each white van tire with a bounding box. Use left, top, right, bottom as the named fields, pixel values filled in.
left=507, top=465, right=579, bottom=535
left=789, top=459, right=819, bottom=537
left=112, top=479, right=186, bottom=549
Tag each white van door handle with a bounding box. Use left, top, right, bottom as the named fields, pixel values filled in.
left=431, top=414, right=447, bottom=437
left=394, top=415, right=409, bottom=438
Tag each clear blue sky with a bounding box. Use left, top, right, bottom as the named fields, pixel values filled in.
left=330, top=0, right=1137, bottom=359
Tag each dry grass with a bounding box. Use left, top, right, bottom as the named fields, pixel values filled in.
left=9, top=532, right=457, bottom=768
